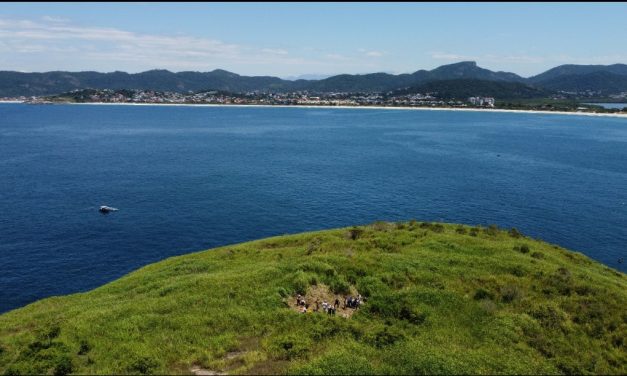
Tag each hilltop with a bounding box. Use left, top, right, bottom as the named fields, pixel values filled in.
left=0, top=222, right=625, bottom=375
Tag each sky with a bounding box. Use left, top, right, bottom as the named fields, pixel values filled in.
left=1, top=2, right=627, bottom=78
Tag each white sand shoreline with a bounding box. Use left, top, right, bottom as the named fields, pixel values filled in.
left=2, top=100, right=627, bottom=119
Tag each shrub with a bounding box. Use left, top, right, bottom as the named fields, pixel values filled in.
left=372, top=221, right=390, bottom=231
left=508, top=227, right=522, bottom=238
left=128, top=355, right=158, bottom=375
left=501, top=284, right=523, bottom=303
left=530, top=304, right=567, bottom=330
left=77, top=339, right=91, bottom=355
left=473, top=288, right=495, bottom=301
left=268, top=335, right=311, bottom=360
left=455, top=226, right=467, bottom=234
left=368, top=326, right=405, bottom=348
left=347, top=227, right=364, bottom=240
left=399, top=306, right=428, bottom=325
left=514, top=244, right=530, bottom=254
left=485, top=224, right=499, bottom=236
left=531, top=252, right=544, bottom=259
left=53, top=355, right=73, bottom=376
left=469, top=228, right=479, bottom=237
left=356, top=276, right=386, bottom=298
left=431, top=223, right=445, bottom=233
left=510, top=265, right=525, bottom=277
left=329, top=276, right=350, bottom=295
left=292, top=271, right=310, bottom=295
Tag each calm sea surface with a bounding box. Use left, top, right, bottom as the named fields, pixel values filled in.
left=1, top=104, right=626, bottom=313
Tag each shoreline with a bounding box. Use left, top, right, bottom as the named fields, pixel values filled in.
left=2, top=100, right=627, bottom=119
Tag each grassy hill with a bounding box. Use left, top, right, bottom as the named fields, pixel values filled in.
left=0, top=221, right=625, bottom=375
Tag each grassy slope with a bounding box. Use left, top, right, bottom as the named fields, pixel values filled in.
left=0, top=222, right=625, bottom=375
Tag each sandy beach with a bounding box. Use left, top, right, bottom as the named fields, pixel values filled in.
left=3, top=100, right=627, bottom=119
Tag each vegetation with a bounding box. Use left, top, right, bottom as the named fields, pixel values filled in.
left=4, top=62, right=627, bottom=97
left=0, top=222, right=625, bottom=375
left=393, top=79, right=552, bottom=100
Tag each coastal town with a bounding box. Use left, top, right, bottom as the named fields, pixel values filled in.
left=8, top=88, right=490, bottom=108
left=3, top=88, right=625, bottom=114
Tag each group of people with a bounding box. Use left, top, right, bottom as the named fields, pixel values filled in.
left=294, top=293, right=363, bottom=314
left=345, top=295, right=363, bottom=309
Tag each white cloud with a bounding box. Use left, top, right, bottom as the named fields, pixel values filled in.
left=365, top=51, right=384, bottom=57
left=0, top=17, right=388, bottom=75
left=261, top=48, right=289, bottom=55
left=41, top=16, right=70, bottom=23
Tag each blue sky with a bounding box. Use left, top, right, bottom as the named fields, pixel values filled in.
left=1, top=2, right=626, bottom=78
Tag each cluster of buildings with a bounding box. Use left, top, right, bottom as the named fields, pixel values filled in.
left=468, top=96, right=495, bottom=107
left=19, top=89, right=498, bottom=109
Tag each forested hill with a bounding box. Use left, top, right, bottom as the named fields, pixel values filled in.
left=392, top=79, right=552, bottom=100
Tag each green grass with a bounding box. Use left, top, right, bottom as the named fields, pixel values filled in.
left=0, top=221, right=625, bottom=375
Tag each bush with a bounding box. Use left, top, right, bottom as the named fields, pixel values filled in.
left=531, top=252, right=544, bottom=259
left=268, top=334, right=311, bottom=360
left=368, top=326, right=405, bottom=348
left=329, top=276, right=350, bottom=295
left=501, top=284, right=523, bottom=303
left=356, top=276, right=387, bottom=298
left=455, top=226, right=467, bottom=234
left=510, top=265, right=525, bottom=277
left=277, top=287, right=289, bottom=298
left=53, top=355, right=73, bottom=376
left=128, top=355, right=158, bottom=375
left=77, top=339, right=91, bottom=355
left=508, top=227, right=522, bottom=238
left=484, top=224, right=499, bottom=236
left=514, top=244, right=530, bottom=254
left=469, top=228, right=479, bottom=237
left=431, top=223, right=445, bottom=233
left=292, top=271, right=310, bottom=295
left=399, top=306, right=428, bottom=325
left=347, top=227, right=364, bottom=240
left=473, top=288, right=495, bottom=301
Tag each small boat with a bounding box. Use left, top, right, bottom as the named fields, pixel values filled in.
left=99, top=205, right=118, bottom=213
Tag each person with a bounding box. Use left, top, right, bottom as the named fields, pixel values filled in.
left=302, top=306, right=307, bottom=314
left=334, top=298, right=340, bottom=309
left=314, top=300, right=319, bottom=312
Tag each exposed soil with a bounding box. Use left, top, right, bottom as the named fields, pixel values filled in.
left=287, top=284, right=363, bottom=318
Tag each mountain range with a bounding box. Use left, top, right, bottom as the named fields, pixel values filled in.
left=1, top=61, right=627, bottom=97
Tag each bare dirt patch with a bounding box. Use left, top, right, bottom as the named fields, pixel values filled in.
left=286, top=284, right=363, bottom=318
left=190, top=365, right=224, bottom=375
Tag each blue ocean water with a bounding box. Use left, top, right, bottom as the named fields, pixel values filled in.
left=1, top=103, right=626, bottom=313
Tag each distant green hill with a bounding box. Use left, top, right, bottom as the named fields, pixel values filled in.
left=530, top=71, right=627, bottom=94
left=529, top=64, right=627, bottom=94
left=3, top=61, right=627, bottom=96
left=0, top=62, right=529, bottom=96
left=393, top=79, right=552, bottom=100
left=1, top=222, right=625, bottom=375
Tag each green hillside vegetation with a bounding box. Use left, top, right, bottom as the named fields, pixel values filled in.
left=394, top=79, right=552, bottom=100
left=0, top=222, right=625, bottom=375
